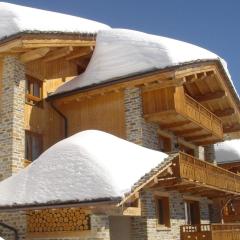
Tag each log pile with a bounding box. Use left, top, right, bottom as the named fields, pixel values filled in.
left=27, top=208, right=90, bottom=233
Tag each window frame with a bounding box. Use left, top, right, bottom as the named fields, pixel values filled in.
left=184, top=200, right=200, bottom=225
left=25, top=130, right=43, bottom=162
left=25, top=75, right=43, bottom=106
left=155, top=196, right=171, bottom=228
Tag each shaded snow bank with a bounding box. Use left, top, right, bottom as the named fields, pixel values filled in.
left=215, top=139, right=240, bottom=163
left=0, top=130, right=167, bottom=207
left=0, top=2, right=110, bottom=40
left=55, top=28, right=230, bottom=94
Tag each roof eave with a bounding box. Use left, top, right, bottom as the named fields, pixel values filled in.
left=0, top=197, right=121, bottom=212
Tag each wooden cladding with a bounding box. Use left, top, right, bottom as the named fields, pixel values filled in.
left=181, top=224, right=240, bottom=240
left=57, top=91, right=126, bottom=138
left=174, top=153, right=240, bottom=194
left=143, top=86, right=223, bottom=145
left=27, top=208, right=90, bottom=237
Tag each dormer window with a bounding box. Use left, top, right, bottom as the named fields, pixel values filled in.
left=25, top=75, right=43, bottom=106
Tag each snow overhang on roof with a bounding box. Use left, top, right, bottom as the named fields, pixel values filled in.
left=0, top=130, right=167, bottom=210
left=0, top=2, right=110, bottom=41
left=54, top=28, right=237, bottom=97
left=215, top=139, right=240, bottom=164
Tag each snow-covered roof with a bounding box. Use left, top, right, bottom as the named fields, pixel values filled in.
left=215, top=139, right=240, bottom=164
left=0, top=2, right=110, bottom=40
left=0, top=130, right=167, bottom=208
left=54, top=28, right=230, bottom=95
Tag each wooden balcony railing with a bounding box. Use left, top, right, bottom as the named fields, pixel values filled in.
left=181, top=224, right=240, bottom=240
left=183, top=94, right=223, bottom=138
left=173, top=153, right=240, bottom=194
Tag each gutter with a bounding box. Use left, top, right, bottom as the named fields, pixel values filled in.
left=0, top=222, right=18, bottom=240
left=49, top=102, right=68, bottom=138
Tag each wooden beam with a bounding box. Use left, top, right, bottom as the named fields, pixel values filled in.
left=195, top=90, right=226, bottom=103
left=43, top=47, right=73, bottom=62
left=142, top=78, right=184, bottom=92
left=185, top=134, right=213, bottom=142
left=66, top=47, right=93, bottom=61
left=21, top=39, right=95, bottom=48
left=174, top=127, right=202, bottom=136
left=20, top=47, right=50, bottom=63
left=223, top=123, right=240, bottom=133
left=213, top=108, right=235, bottom=118
left=161, top=121, right=191, bottom=130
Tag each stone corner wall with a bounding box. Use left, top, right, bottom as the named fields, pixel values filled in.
left=124, top=87, right=159, bottom=150
left=0, top=56, right=27, bottom=239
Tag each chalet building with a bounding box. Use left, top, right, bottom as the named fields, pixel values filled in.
left=0, top=2, right=240, bottom=240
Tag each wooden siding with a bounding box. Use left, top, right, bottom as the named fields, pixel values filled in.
left=25, top=78, right=65, bottom=151
left=57, top=91, right=126, bottom=138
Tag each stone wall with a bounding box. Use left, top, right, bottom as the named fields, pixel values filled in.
left=131, top=190, right=211, bottom=240
left=204, top=144, right=216, bottom=164
left=0, top=56, right=26, bottom=179
left=124, top=87, right=159, bottom=150
left=0, top=56, right=27, bottom=239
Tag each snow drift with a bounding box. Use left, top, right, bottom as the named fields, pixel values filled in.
left=0, top=130, right=167, bottom=207
left=55, top=28, right=229, bottom=94
left=215, top=139, right=240, bottom=163
left=0, top=2, right=110, bottom=40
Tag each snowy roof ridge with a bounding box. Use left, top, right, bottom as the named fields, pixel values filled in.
left=0, top=130, right=167, bottom=209
left=215, top=139, right=240, bottom=163
left=0, top=2, right=110, bottom=40
left=54, top=28, right=239, bottom=100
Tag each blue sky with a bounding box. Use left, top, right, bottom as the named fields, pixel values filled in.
left=5, top=0, right=240, bottom=94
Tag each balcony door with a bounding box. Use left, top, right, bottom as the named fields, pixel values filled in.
left=185, top=200, right=200, bottom=225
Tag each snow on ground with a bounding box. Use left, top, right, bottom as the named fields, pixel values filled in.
left=0, top=2, right=110, bottom=40
left=55, top=28, right=230, bottom=95
left=0, top=130, right=167, bottom=207
left=215, top=139, right=240, bottom=163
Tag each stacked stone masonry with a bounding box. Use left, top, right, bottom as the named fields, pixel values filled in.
left=0, top=56, right=27, bottom=240
left=124, top=87, right=160, bottom=150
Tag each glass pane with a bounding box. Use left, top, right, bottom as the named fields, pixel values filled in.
left=158, top=199, right=164, bottom=225
left=31, top=135, right=42, bottom=161
left=33, top=82, right=40, bottom=97
left=25, top=133, right=31, bottom=160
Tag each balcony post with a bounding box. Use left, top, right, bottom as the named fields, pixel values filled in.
left=204, top=144, right=216, bottom=164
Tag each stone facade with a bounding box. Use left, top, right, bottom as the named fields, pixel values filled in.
left=0, top=56, right=27, bottom=240
left=124, top=87, right=159, bottom=150
left=131, top=190, right=211, bottom=240
left=0, top=56, right=26, bottom=179
left=204, top=144, right=216, bottom=164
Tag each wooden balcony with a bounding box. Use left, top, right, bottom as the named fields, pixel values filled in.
left=150, top=153, right=240, bottom=198
left=171, top=153, right=240, bottom=196
left=181, top=224, right=240, bottom=240
left=142, top=86, right=223, bottom=145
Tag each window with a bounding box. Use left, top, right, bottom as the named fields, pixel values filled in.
left=184, top=200, right=200, bottom=225
left=155, top=196, right=170, bottom=227
left=25, top=131, right=43, bottom=161
left=159, top=135, right=172, bottom=153
left=25, top=75, right=43, bottom=106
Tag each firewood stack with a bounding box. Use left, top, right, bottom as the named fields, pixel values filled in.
left=27, top=208, right=91, bottom=233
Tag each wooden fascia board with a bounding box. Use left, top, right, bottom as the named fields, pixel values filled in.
left=52, top=71, right=175, bottom=105
left=0, top=35, right=95, bottom=53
